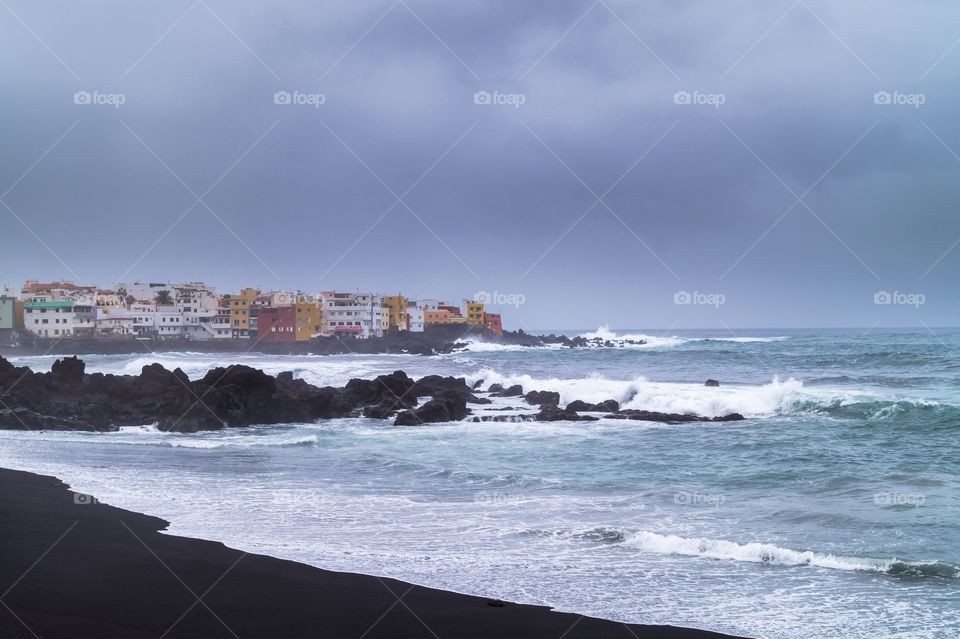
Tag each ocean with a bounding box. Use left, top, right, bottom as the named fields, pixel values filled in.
left=2, top=327, right=957, bottom=638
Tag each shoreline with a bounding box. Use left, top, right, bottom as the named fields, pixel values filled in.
left=0, top=467, right=749, bottom=638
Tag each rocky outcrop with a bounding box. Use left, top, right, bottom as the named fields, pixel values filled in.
left=394, top=392, right=469, bottom=426
left=525, top=390, right=560, bottom=406
left=604, top=409, right=744, bottom=423
left=0, top=356, right=745, bottom=432
left=535, top=405, right=598, bottom=422
left=0, top=357, right=478, bottom=433
left=490, top=384, right=523, bottom=397
left=705, top=379, right=720, bottom=387
left=566, top=399, right=620, bottom=412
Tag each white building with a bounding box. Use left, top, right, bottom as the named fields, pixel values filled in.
left=417, top=299, right=441, bottom=311
left=95, top=308, right=135, bottom=336
left=407, top=304, right=425, bottom=332
left=20, top=282, right=96, bottom=338
left=113, top=282, right=227, bottom=340
left=22, top=300, right=95, bottom=338
left=319, top=291, right=385, bottom=338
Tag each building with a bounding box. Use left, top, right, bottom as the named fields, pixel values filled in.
left=22, top=300, right=95, bottom=338
left=423, top=308, right=451, bottom=325
left=483, top=312, right=503, bottom=336
left=223, top=288, right=260, bottom=339
left=407, top=304, right=424, bottom=332
left=383, top=295, right=409, bottom=331
left=20, top=281, right=97, bottom=338
left=21, top=280, right=97, bottom=302
left=0, top=296, right=15, bottom=330
left=258, top=306, right=297, bottom=341
left=197, top=307, right=232, bottom=340
left=14, top=300, right=24, bottom=329
left=295, top=300, right=320, bottom=342
left=464, top=300, right=485, bottom=325
left=423, top=308, right=467, bottom=325
left=319, top=291, right=385, bottom=338
left=95, top=308, right=135, bottom=336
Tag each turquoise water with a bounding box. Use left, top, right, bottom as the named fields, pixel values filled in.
left=2, top=328, right=958, bottom=638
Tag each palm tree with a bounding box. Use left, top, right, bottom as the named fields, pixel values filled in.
left=154, top=290, right=173, bottom=306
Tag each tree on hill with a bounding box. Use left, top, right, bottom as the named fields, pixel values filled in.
left=154, top=290, right=173, bottom=305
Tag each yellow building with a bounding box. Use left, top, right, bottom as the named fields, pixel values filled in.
left=465, top=300, right=485, bottom=325
left=383, top=295, right=409, bottom=331
left=380, top=305, right=390, bottom=333
left=295, top=300, right=320, bottom=342
left=223, top=288, right=260, bottom=339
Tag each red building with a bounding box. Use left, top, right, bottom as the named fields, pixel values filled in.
left=483, top=312, right=503, bottom=336
left=258, top=306, right=297, bottom=341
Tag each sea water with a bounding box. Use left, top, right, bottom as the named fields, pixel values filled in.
left=2, top=327, right=957, bottom=638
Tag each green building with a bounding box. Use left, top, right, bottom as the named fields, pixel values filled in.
left=0, top=296, right=16, bottom=330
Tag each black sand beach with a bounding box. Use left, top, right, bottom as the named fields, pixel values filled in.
left=0, top=467, right=747, bottom=638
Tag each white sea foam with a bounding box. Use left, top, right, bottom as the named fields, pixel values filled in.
left=623, top=530, right=955, bottom=577
left=469, top=369, right=837, bottom=417
left=167, top=434, right=319, bottom=449
left=578, top=326, right=788, bottom=347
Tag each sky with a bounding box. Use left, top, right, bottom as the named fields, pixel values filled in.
left=1, top=0, right=958, bottom=329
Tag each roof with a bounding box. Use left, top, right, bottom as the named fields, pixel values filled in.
left=21, top=281, right=94, bottom=293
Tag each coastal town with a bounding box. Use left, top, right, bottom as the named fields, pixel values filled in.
left=0, top=281, right=504, bottom=342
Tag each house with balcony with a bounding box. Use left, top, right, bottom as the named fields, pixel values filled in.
left=319, top=291, right=385, bottom=338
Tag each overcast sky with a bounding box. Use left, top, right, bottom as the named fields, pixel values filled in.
left=1, top=0, right=958, bottom=329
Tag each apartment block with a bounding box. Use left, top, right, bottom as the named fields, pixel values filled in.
left=383, top=295, right=409, bottom=331
left=319, top=291, right=385, bottom=338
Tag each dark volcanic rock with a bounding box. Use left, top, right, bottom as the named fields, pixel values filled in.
left=566, top=399, right=620, bottom=413
left=394, top=392, right=469, bottom=426
left=0, top=356, right=471, bottom=433
left=705, top=379, right=720, bottom=387
left=487, top=383, right=504, bottom=393
left=50, top=356, right=85, bottom=389
left=535, top=405, right=598, bottom=422
left=711, top=413, right=745, bottom=421
left=491, top=384, right=523, bottom=397
left=525, top=390, right=560, bottom=406
left=604, top=409, right=743, bottom=423
left=344, top=371, right=416, bottom=408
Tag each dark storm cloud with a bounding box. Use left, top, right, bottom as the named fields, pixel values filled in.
left=2, top=0, right=959, bottom=328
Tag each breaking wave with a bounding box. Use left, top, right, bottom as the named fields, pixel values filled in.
left=469, top=368, right=953, bottom=420
left=622, top=530, right=959, bottom=579
left=579, top=326, right=789, bottom=348
left=167, top=434, right=319, bottom=449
